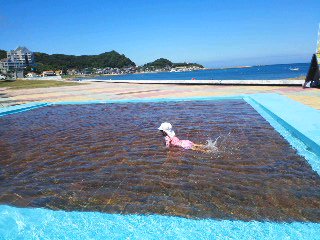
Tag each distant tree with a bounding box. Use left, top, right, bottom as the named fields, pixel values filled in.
left=173, top=62, right=204, bottom=68
left=25, top=55, right=29, bottom=66
left=0, top=49, right=7, bottom=59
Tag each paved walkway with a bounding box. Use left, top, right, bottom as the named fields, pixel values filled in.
left=0, top=82, right=319, bottom=110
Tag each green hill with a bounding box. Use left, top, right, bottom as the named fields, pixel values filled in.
left=144, top=58, right=173, bottom=68
left=0, top=50, right=204, bottom=72
left=0, top=49, right=135, bottom=72
left=143, top=58, right=204, bottom=69
left=34, top=50, right=135, bottom=71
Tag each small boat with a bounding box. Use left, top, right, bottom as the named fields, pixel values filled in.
left=289, top=67, right=299, bottom=71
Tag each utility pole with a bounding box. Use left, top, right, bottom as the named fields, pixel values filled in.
left=317, top=23, right=320, bottom=55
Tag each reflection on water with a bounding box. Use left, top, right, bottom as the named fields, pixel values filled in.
left=0, top=100, right=319, bottom=222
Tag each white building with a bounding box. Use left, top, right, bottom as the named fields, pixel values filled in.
left=0, top=46, right=35, bottom=72
left=41, top=70, right=56, bottom=77
left=26, top=72, right=38, bottom=78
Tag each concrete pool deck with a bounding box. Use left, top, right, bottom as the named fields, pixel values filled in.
left=0, top=81, right=320, bottom=110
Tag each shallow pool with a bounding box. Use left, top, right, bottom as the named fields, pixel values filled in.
left=1, top=100, right=319, bottom=224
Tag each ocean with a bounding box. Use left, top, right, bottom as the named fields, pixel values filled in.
left=93, top=63, right=308, bottom=81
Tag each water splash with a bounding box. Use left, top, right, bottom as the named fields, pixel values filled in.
left=204, top=136, right=220, bottom=153
left=204, top=132, right=236, bottom=154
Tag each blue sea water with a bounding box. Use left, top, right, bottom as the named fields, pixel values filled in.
left=94, top=63, right=308, bottom=81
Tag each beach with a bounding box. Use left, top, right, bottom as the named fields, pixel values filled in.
left=1, top=81, right=319, bottom=110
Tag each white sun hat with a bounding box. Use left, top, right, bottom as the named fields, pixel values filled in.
left=158, top=122, right=175, bottom=138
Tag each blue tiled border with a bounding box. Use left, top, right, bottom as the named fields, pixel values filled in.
left=1, top=93, right=320, bottom=239
left=0, top=95, right=243, bottom=116
left=1, top=205, right=320, bottom=240
left=0, top=102, right=49, bottom=117
left=248, top=94, right=320, bottom=156
left=244, top=96, right=320, bottom=175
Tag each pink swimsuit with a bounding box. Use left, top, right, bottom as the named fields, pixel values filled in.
left=165, top=136, right=194, bottom=149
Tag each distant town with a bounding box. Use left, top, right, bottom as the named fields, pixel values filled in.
left=0, top=47, right=204, bottom=80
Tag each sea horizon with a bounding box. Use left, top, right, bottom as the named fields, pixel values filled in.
left=89, top=62, right=308, bottom=81
left=206, top=61, right=309, bottom=70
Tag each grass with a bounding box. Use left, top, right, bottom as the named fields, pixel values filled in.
left=0, top=79, right=82, bottom=89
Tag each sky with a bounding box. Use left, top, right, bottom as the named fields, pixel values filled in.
left=0, top=0, right=319, bottom=67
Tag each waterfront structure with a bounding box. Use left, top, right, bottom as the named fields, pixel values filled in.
left=67, top=69, right=79, bottom=75
left=41, top=71, right=56, bottom=77
left=55, top=70, right=63, bottom=76
left=0, top=46, right=34, bottom=73
left=26, top=72, right=38, bottom=78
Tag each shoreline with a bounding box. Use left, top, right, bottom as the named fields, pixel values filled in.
left=65, top=75, right=306, bottom=82
left=62, top=69, right=208, bottom=81
left=61, top=70, right=306, bottom=82
left=78, top=78, right=305, bottom=86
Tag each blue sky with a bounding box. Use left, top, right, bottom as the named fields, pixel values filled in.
left=0, top=0, right=319, bottom=67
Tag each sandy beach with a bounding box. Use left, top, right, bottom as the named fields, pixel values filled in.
left=1, top=81, right=319, bottom=110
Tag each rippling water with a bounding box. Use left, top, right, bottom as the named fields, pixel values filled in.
left=0, top=100, right=319, bottom=222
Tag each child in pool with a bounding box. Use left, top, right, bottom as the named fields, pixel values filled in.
left=158, top=122, right=206, bottom=151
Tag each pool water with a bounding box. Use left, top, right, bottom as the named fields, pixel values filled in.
left=0, top=100, right=320, bottom=222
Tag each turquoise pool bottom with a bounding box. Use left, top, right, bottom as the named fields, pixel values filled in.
left=1, top=205, right=320, bottom=240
